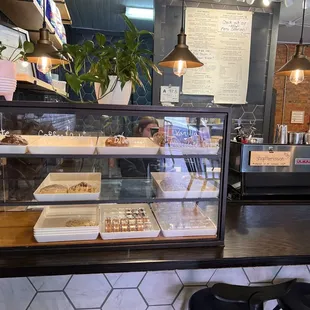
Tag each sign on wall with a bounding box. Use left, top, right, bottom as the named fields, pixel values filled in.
left=182, top=8, right=253, bottom=104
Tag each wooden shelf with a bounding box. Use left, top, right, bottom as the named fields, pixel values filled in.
left=0, top=0, right=63, bottom=49
left=55, top=0, right=72, bottom=25
left=17, top=74, right=67, bottom=96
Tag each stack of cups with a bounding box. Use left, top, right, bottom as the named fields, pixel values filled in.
left=0, top=61, right=17, bottom=101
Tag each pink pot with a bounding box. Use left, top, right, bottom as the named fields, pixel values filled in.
left=0, top=60, right=17, bottom=101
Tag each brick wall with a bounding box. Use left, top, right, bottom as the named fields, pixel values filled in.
left=274, top=44, right=310, bottom=132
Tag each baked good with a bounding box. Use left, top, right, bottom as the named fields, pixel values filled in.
left=39, top=184, right=68, bottom=194
left=105, top=135, right=129, bottom=147
left=160, top=177, right=188, bottom=191
left=0, top=135, right=28, bottom=145
left=68, top=182, right=97, bottom=193
left=153, top=132, right=165, bottom=146
left=65, top=219, right=96, bottom=227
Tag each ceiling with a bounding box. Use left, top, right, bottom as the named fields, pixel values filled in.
left=66, top=0, right=309, bottom=42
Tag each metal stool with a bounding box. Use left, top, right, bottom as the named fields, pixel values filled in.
left=189, top=279, right=310, bottom=310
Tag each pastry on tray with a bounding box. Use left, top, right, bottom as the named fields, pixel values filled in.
left=68, top=182, right=97, bottom=193
left=65, top=219, right=96, bottom=227
left=153, top=132, right=165, bottom=147
left=0, top=135, right=28, bottom=145
left=105, top=135, right=129, bottom=147
left=39, top=184, right=68, bottom=194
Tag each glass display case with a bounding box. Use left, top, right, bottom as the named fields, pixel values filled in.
left=0, top=101, right=231, bottom=248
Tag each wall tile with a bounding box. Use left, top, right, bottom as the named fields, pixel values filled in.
left=29, top=275, right=71, bottom=291
left=274, top=265, right=310, bottom=283
left=176, top=269, right=215, bottom=285
left=28, top=292, right=73, bottom=310
left=105, top=272, right=145, bottom=288
left=148, top=306, right=174, bottom=310
left=0, top=278, right=35, bottom=310
left=173, top=286, right=206, bottom=310
left=102, top=289, right=147, bottom=310
left=208, top=268, right=249, bottom=286
left=65, top=274, right=111, bottom=308
left=139, top=271, right=182, bottom=305
left=243, top=266, right=281, bottom=283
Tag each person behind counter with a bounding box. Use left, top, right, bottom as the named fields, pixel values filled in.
left=120, top=116, right=160, bottom=178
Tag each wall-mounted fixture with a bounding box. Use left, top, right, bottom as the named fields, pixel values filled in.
left=26, top=0, right=68, bottom=74
left=276, top=0, right=310, bottom=85
left=125, top=7, right=154, bottom=21
left=158, top=0, right=203, bottom=77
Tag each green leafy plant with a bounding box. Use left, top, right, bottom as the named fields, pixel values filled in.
left=61, top=14, right=161, bottom=102
left=0, top=37, right=34, bottom=62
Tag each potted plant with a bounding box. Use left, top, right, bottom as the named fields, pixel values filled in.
left=61, top=14, right=161, bottom=104
left=0, top=39, right=34, bottom=101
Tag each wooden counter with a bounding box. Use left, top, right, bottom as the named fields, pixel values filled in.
left=1, top=203, right=310, bottom=277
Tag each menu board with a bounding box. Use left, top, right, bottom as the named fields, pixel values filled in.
left=182, top=8, right=253, bottom=104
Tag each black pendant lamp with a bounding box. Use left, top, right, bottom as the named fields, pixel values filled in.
left=26, top=0, right=68, bottom=74
left=158, top=0, right=203, bottom=77
left=276, top=0, right=310, bottom=85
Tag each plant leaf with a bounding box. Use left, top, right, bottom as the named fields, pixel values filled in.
left=23, top=41, right=34, bottom=54
left=96, top=33, right=106, bottom=47
left=65, top=73, right=82, bottom=95
left=139, top=30, right=153, bottom=36
left=18, top=37, right=22, bottom=49
left=122, top=14, right=138, bottom=34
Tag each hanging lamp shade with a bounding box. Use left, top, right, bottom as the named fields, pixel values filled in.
left=159, top=32, right=203, bottom=68
left=26, top=28, right=69, bottom=65
left=277, top=45, right=310, bottom=76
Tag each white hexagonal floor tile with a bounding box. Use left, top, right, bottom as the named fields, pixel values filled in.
left=28, top=292, right=73, bottom=310
left=29, top=275, right=71, bottom=291
left=176, top=269, right=215, bottom=285
left=65, top=274, right=111, bottom=308
left=0, top=277, right=36, bottom=310
left=173, top=286, right=206, bottom=310
left=105, top=272, right=145, bottom=288
left=139, top=271, right=182, bottom=305
left=208, top=268, right=249, bottom=287
left=243, top=266, right=281, bottom=283
left=274, top=265, right=310, bottom=283
left=148, top=306, right=174, bottom=310
left=101, top=289, right=146, bottom=310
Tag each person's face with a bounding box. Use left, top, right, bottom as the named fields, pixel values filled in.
left=142, top=123, right=157, bottom=137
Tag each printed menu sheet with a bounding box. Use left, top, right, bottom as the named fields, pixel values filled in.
left=182, top=8, right=253, bottom=104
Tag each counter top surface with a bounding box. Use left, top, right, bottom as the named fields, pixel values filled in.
left=1, top=203, right=310, bottom=277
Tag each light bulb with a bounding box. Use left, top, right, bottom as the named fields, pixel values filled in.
left=173, top=60, right=187, bottom=77
left=20, top=61, right=29, bottom=68
left=289, top=69, right=304, bottom=85
left=37, top=56, right=52, bottom=74
left=263, top=0, right=271, bottom=6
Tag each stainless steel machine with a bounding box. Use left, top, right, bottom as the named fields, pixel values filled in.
left=228, top=142, right=310, bottom=200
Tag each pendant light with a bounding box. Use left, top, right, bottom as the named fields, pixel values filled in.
left=26, top=0, right=68, bottom=74
left=276, top=0, right=310, bottom=85
left=158, top=0, right=203, bottom=77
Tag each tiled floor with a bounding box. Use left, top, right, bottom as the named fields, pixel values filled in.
left=0, top=265, right=309, bottom=309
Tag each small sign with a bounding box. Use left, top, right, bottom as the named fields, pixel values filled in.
left=160, top=86, right=180, bottom=103
left=250, top=151, right=291, bottom=166
left=295, top=158, right=310, bottom=165
left=291, top=111, right=305, bottom=124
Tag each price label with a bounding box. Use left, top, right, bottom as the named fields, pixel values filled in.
left=250, top=151, right=291, bottom=166
left=160, top=86, right=180, bottom=103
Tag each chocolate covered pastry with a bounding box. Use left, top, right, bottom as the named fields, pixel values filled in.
left=105, top=135, right=129, bottom=147
left=0, top=135, right=28, bottom=145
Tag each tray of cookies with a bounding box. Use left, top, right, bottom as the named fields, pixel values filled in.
left=28, top=136, right=98, bottom=155
left=151, top=202, right=217, bottom=237
left=0, top=135, right=39, bottom=154
left=34, top=205, right=100, bottom=242
left=34, top=173, right=101, bottom=202
left=97, top=136, right=159, bottom=155
left=152, top=172, right=219, bottom=199
left=100, top=203, right=160, bottom=239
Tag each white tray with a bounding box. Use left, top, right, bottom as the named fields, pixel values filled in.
left=97, top=137, right=159, bottom=155
left=34, top=173, right=101, bottom=202
left=0, top=135, right=39, bottom=154
left=151, top=203, right=217, bottom=237
left=34, top=232, right=99, bottom=243
left=28, top=136, right=97, bottom=155
left=152, top=172, right=219, bottom=199
left=159, top=143, right=219, bottom=155
left=100, top=203, right=160, bottom=240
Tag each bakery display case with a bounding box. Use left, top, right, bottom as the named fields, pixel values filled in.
left=0, top=101, right=231, bottom=249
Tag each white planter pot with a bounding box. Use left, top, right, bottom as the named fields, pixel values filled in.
left=0, top=60, right=17, bottom=101
left=95, top=76, right=132, bottom=105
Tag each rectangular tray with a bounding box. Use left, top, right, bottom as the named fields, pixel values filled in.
left=34, top=173, right=101, bottom=202
left=28, top=136, right=97, bottom=155
left=152, top=172, right=219, bottom=199
left=97, top=137, right=159, bottom=155
left=100, top=203, right=160, bottom=240
left=151, top=203, right=217, bottom=237
left=0, top=135, right=40, bottom=154
left=34, top=232, right=99, bottom=243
